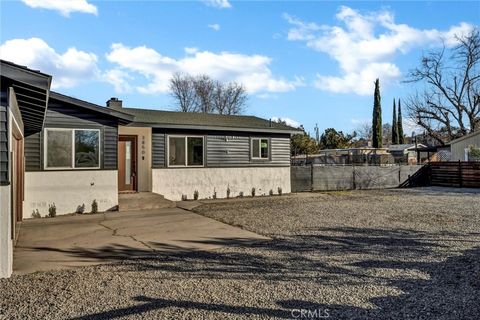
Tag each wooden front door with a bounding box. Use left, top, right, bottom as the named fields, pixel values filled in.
left=118, top=136, right=137, bottom=192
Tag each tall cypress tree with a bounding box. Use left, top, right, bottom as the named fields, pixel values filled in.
left=372, top=79, right=382, bottom=148
left=392, top=98, right=398, bottom=144
left=397, top=99, right=405, bottom=144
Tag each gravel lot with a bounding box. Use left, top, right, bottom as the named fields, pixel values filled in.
left=1, top=188, right=479, bottom=319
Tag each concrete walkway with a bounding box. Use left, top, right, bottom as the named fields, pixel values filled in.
left=14, top=207, right=268, bottom=275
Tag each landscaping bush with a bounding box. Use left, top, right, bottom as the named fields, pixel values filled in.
left=31, top=209, right=41, bottom=219
left=91, top=200, right=98, bottom=214
left=48, top=203, right=56, bottom=218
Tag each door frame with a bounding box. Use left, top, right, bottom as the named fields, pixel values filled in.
left=118, top=135, right=138, bottom=193
left=11, top=121, right=24, bottom=241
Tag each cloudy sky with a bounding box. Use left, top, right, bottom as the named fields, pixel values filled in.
left=1, top=0, right=478, bottom=134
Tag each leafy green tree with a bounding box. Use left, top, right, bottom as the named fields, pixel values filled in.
left=392, top=98, right=399, bottom=144
left=319, top=128, right=356, bottom=149
left=397, top=99, right=405, bottom=144
left=372, top=79, right=383, bottom=148
left=291, top=132, right=319, bottom=156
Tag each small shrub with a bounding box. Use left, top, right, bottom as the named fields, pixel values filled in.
left=238, top=191, right=244, bottom=198
left=76, top=204, right=85, bottom=214
left=226, top=186, right=231, bottom=199
left=251, top=187, right=256, bottom=197
left=193, top=190, right=199, bottom=200
left=278, top=187, right=283, bottom=196
left=181, top=194, right=188, bottom=201
left=91, top=199, right=98, bottom=214
left=469, top=145, right=480, bottom=160
left=269, top=189, right=274, bottom=196
left=31, top=209, right=41, bottom=219
left=48, top=203, right=56, bottom=218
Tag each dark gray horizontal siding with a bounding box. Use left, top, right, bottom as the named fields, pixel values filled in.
left=207, top=135, right=250, bottom=166
left=25, top=101, right=120, bottom=171
left=0, top=103, right=8, bottom=183
left=152, top=132, right=166, bottom=168
left=25, top=131, right=41, bottom=171
left=270, top=137, right=291, bottom=165
left=103, top=126, right=118, bottom=169
left=151, top=129, right=291, bottom=168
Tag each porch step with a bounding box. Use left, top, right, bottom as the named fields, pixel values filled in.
left=118, top=192, right=176, bottom=211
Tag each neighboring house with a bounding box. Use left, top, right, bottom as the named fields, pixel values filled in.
left=388, top=144, right=427, bottom=164
left=450, top=131, right=480, bottom=161
left=1, top=60, right=299, bottom=277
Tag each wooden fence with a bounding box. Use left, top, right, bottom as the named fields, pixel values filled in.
left=429, top=161, right=480, bottom=188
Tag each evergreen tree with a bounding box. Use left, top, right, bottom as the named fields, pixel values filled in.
left=392, top=98, right=399, bottom=144
left=372, top=79, right=382, bottom=148
left=397, top=99, right=405, bottom=144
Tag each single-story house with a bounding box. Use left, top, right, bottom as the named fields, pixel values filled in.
left=388, top=143, right=427, bottom=164
left=0, top=59, right=299, bottom=278
left=449, top=130, right=480, bottom=161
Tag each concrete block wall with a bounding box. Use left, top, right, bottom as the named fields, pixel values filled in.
left=291, top=165, right=423, bottom=192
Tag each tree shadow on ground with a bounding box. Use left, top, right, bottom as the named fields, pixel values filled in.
left=30, top=227, right=480, bottom=319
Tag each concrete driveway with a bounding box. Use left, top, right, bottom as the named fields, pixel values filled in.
left=14, top=207, right=268, bottom=275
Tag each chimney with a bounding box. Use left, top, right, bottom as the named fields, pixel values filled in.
left=106, top=97, right=122, bottom=108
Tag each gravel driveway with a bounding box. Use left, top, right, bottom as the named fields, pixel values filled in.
left=1, top=188, right=479, bottom=319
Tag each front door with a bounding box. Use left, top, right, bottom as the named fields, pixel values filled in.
left=118, top=135, right=137, bottom=192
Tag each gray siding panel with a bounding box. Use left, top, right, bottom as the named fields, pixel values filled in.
left=25, top=132, right=41, bottom=171
left=207, top=135, right=250, bottom=166
left=152, top=132, right=166, bottom=168
left=103, top=126, right=118, bottom=169
left=0, top=103, right=7, bottom=183
left=270, top=137, right=291, bottom=165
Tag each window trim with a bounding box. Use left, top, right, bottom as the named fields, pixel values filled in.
left=251, top=137, right=270, bottom=160
left=44, top=128, right=101, bottom=170
left=167, top=135, right=205, bottom=168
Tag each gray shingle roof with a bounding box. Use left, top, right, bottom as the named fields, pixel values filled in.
left=113, top=107, right=301, bottom=133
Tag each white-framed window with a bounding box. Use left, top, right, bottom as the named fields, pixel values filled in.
left=168, top=135, right=204, bottom=167
left=251, top=138, right=269, bottom=160
left=44, top=128, right=100, bottom=169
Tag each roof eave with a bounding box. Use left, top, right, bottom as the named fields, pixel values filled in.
left=50, top=92, right=135, bottom=123
left=128, top=121, right=301, bottom=134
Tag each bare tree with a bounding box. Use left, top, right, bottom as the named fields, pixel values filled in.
left=405, top=28, right=480, bottom=145
left=213, top=81, right=247, bottom=115
left=170, top=73, right=247, bottom=115
left=169, top=73, right=198, bottom=112
left=193, top=75, right=215, bottom=113
left=355, top=122, right=372, bottom=141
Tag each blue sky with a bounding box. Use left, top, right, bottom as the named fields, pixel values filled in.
left=1, top=0, right=478, bottom=135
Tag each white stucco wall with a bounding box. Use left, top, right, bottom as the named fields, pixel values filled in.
left=118, top=126, right=152, bottom=192
left=152, top=167, right=291, bottom=201
left=23, top=170, right=118, bottom=218
left=0, top=185, right=12, bottom=278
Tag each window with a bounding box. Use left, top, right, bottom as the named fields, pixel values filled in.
left=252, top=138, right=269, bottom=159
left=168, top=136, right=204, bottom=167
left=45, top=129, right=100, bottom=169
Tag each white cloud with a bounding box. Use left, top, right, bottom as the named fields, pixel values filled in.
left=103, top=69, right=133, bottom=93
left=0, top=38, right=98, bottom=89
left=202, top=0, right=231, bottom=9
left=21, top=0, right=98, bottom=16
left=271, top=117, right=301, bottom=128
left=208, top=23, right=221, bottom=31
left=184, top=47, right=199, bottom=54
left=105, top=43, right=303, bottom=94
left=285, top=7, right=474, bottom=95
